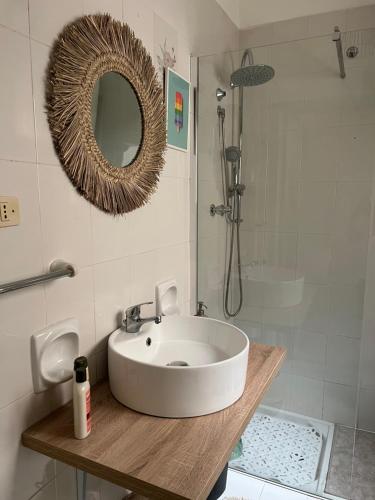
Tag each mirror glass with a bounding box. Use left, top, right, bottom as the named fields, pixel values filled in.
left=91, top=72, right=143, bottom=167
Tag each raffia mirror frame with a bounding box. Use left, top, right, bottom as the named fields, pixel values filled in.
left=47, top=14, right=166, bottom=215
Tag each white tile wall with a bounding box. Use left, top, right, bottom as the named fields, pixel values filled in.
left=329, top=284, right=364, bottom=338
left=38, top=165, right=94, bottom=269
left=325, top=335, right=360, bottom=386
left=0, top=27, right=35, bottom=163
left=297, top=234, right=332, bottom=285
left=358, top=387, right=375, bottom=432
left=346, top=4, right=375, bottom=31
left=264, top=231, right=298, bottom=270
left=301, top=128, right=339, bottom=181
left=30, top=40, right=60, bottom=166
left=288, top=375, right=324, bottom=419
left=293, top=331, right=326, bottom=380
left=323, top=382, right=357, bottom=426
left=29, top=0, right=84, bottom=46
left=123, top=0, right=153, bottom=54
left=0, top=286, right=45, bottom=407
left=0, top=392, right=55, bottom=500
left=0, top=0, right=29, bottom=36
left=83, top=0, right=123, bottom=19
left=0, top=161, right=43, bottom=282
left=239, top=4, right=375, bottom=46
left=307, top=10, right=347, bottom=37
left=0, top=0, right=238, bottom=498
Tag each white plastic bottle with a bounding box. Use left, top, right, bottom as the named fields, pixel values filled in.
left=73, top=361, right=91, bottom=439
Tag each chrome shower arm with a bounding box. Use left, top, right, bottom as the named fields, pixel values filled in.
left=332, top=26, right=346, bottom=79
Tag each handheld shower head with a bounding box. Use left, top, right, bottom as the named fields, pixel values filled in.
left=225, top=146, right=241, bottom=163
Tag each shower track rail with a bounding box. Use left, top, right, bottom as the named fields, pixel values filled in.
left=0, top=260, right=75, bottom=295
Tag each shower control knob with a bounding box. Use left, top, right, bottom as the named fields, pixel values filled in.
left=235, top=183, right=246, bottom=195
left=210, top=204, right=231, bottom=216
left=216, top=88, right=226, bottom=101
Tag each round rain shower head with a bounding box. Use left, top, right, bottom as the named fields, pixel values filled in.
left=225, top=146, right=241, bottom=163
left=230, top=64, right=275, bottom=88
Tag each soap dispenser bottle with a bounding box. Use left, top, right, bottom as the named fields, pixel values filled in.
left=73, top=358, right=91, bottom=439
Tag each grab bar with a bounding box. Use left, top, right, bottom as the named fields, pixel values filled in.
left=0, top=260, right=75, bottom=295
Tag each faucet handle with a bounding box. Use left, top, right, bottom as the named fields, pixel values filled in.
left=122, top=301, right=161, bottom=332
left=125, top=301, right=155, bottom=319
left=126, top=301, right=153, bottom=315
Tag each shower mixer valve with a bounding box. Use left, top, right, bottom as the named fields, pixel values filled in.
left=210, top=204, right=232, bottom=216
left=229, top=183, right=246, bottom=196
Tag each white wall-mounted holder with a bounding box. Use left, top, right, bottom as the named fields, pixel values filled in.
left=31, top=318, right=79, bottom=393
left=155, top=279, right=179, bottom=316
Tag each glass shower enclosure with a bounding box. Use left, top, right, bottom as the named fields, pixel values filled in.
left=196, top=27, right=375, bottom=499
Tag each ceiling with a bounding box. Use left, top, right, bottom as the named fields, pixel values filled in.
left=216, top=0, right=375, bottom=29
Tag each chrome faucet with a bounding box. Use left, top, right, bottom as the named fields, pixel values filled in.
left=123, top=301, right=161, bottom=334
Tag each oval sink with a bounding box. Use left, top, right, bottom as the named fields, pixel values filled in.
left=108, top=315, right=249, bottom=418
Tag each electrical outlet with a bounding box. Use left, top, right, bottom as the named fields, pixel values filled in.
left=0, top=196, right=20, bottom=228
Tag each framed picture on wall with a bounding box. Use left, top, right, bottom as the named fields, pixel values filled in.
left=166, top=68, right=190, bottom=152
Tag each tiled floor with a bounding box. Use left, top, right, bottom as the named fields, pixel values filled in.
left=326, top=425, right=355, bottom=498
left=351, top=430, right=375, bottom=500
left=220, top=470, right=315, bottom=500
left=326, top=426, right=375, bottom=500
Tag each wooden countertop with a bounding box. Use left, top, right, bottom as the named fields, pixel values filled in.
left=22, top=343, right=285, bottom=500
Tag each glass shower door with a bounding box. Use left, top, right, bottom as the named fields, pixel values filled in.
left=197, top=28, right=375, bottom=500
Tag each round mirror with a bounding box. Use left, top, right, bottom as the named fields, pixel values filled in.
left=47, top=14, right=166, bottom=214
left=91, top=71, right=143, bottom=167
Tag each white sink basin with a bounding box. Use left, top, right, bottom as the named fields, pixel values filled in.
left=108, top=315, right=249, bottom=418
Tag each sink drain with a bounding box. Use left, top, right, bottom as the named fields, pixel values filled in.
left=166, top=360, right=189, bottom=367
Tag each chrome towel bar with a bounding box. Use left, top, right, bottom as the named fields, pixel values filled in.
left=0, top=260, right=75, bottom=295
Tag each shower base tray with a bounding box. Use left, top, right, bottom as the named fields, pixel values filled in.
left=230, top=405, right=334, bottom=497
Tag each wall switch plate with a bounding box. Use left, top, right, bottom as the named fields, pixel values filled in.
left=0, top=196, right=20, bottom=227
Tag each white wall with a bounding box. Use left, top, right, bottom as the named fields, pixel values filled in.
left=216, top=0, right=240, bottom=28
left=240, top=3, right=375, bottom=47
left=218, top=0, right=375, bottom=30
left=0, top=1, right=238, bottom=499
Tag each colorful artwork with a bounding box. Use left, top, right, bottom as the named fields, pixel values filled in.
left=166, top=68, right=190, bottom=151
left=175, top=91, right=183, bottom=132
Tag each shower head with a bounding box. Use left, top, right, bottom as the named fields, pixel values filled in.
left=230, top=64, right=275, bottom=88
left=225, top=146, right=241, bottom=163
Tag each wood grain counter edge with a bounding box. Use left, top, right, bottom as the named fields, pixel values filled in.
left=22, top=343, right=286, bottom=500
